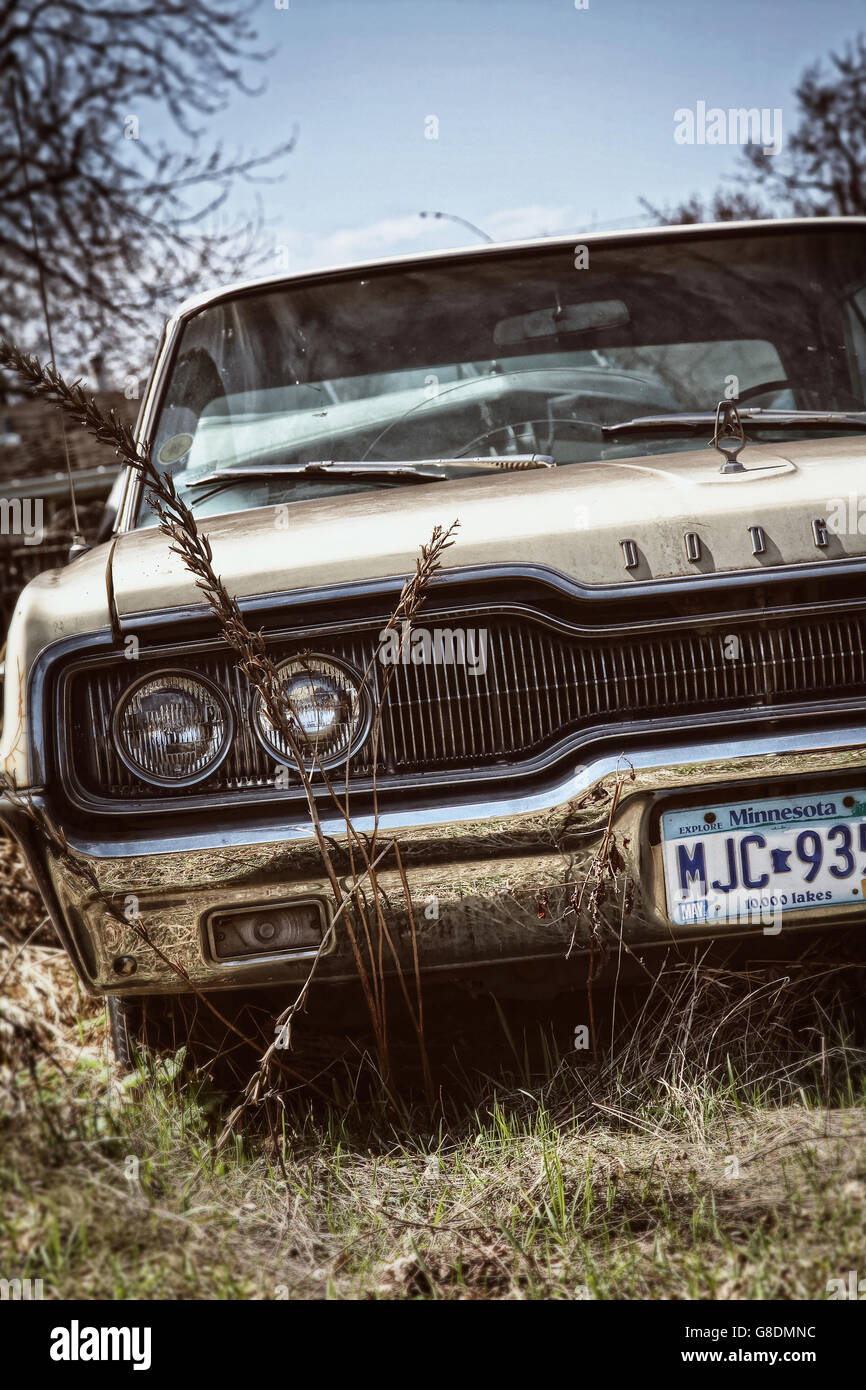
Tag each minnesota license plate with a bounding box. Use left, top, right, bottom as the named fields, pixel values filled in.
left=661, top=789, right=866, bottom=926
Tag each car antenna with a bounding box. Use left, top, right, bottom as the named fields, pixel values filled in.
left=8, top=71, right=87, bottom=559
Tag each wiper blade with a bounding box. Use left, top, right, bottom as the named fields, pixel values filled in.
left=605, top=409, right=866, bottom=437
left=185, top=454, right=555, bottom=489
left=188, top=462, right=439, bottom=488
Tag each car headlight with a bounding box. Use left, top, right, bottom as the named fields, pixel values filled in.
left=112, top=670, right=233, bottom=787
left=253, top=654, right=371, bottom=770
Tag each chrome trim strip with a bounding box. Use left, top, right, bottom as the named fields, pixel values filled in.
left=107, top=554, right=866, bottom=629
left=117, top=312, right=185, bottom=534
left=58, top=721, right=866, bottom=859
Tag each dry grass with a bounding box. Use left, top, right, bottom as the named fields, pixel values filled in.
left=1, top=840, right=865, bottom=1300
left=0, top=840, right=104, bottom=1095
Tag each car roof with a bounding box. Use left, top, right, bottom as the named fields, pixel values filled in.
left=172, top=216, right=866, bottom=321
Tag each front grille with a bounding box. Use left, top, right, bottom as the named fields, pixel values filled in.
left=63, top=603, right=866, bottom=807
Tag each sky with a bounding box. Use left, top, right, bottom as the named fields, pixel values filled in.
left=140, top=0, right=865, bottom=277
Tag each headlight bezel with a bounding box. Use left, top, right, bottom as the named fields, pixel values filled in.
left=110, top=667, right=235, bottom=788
left=250, top=652, right=373, bottom=772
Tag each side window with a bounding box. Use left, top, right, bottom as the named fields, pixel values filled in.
left=844, top=285, right=866, bottom=402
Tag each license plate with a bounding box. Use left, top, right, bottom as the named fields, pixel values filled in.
left=661, top=789, right=866, bottom=927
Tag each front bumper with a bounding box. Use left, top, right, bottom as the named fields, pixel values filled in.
left=5, top=722, right=866, bottom=995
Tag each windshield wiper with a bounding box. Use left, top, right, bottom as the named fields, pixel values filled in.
left=604, top=409, right=866, bottom=437
left=185, top=455, right=555, bottom=490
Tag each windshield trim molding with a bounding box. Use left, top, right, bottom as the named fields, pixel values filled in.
left=172, top=216, right=866, bottom=321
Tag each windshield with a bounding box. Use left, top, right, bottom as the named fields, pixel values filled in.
left=142, top=226, right=866, bottom=525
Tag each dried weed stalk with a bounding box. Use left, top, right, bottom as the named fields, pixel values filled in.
left=0, top=341, right=459, bottom=1115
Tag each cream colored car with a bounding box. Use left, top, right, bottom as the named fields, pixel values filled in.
left=4, top=217, right=866, bottom=1050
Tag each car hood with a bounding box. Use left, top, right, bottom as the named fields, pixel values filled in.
left=3, top=432, right=863, bottom=784
left=106, top=432, right=866, bottom=615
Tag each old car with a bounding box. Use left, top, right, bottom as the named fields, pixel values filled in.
left=3, top=216, right=866, bottom=1058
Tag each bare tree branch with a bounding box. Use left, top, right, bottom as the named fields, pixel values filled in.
left=642, top=33, right=866, bottom=226
left=0, top=0, right=294, bottom=378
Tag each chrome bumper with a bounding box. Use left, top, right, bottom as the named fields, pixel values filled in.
left=5, top=723, right=866, bottom=995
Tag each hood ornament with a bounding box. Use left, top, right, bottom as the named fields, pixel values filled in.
left=710, top=400, right=748, bottom=473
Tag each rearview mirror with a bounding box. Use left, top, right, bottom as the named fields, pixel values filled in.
left=494, top=298, right=630, bottom=346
